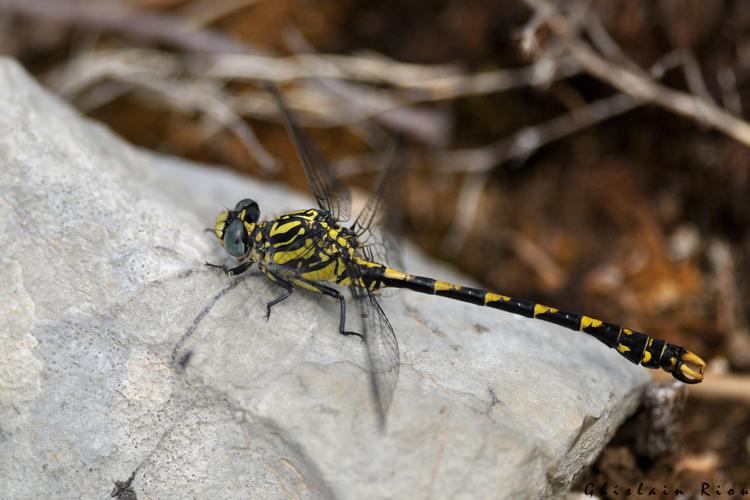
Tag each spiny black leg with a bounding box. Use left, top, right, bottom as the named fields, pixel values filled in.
left=265, top=280, right=294, bottom=321
left=205, top=261, right=253, bottom=276
left=205, top=261, right=225, bottom=271
left=315, top=284, right=365, bottom=343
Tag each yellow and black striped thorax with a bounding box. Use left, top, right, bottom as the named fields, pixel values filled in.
left=258, top=208, right=363, bottom=283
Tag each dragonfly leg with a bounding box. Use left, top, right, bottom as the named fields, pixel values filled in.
left=206, top=261, right=253, bottom=276
left=263, top=277, right=295, bottom=321
left=311, top=283, right=365, bottom=343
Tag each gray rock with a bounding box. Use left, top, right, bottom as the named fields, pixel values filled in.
left=0, top=57, right=649, bottom=500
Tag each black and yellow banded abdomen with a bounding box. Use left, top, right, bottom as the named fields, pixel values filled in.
left=367, top=265, right=704, bottom=384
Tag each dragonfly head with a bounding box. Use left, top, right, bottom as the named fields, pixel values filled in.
left=214, top=198, right=260, bottom=258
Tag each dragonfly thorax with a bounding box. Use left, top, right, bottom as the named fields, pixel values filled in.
left=215, top=202, right=363, bottom=277
left=257, top=208, right=358, bottom=268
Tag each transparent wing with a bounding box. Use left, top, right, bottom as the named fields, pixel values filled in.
left=358, top=289, right=400, bottom=428
left=358, top=239, right=404, bottom=274
left=351, top=143, right=405, bottom=271
left=345, top=262, right=400, bottom=428
left=357, top=242, right=402, bottom=298
left=267, top=84, right=351, bottom=222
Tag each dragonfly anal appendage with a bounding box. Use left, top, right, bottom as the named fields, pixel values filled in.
left=661, top=344, right=705, bottom=384
left=674, top=349, right=706, bottom=384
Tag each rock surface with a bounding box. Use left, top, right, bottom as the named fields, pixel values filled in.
left=0, top=57, right=649, bottom=499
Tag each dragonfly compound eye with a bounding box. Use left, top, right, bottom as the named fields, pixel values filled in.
left=234, top=198, right=260, bottom=223
left=224, top=219, right=247, bottom=257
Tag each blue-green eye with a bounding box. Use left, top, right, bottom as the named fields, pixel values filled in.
left=224, top=219, right=246, bottom=257
left=234, top=199, right=260, bottom=223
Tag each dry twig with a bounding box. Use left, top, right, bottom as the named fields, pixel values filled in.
left=0, top=0, right=252, bottom=54
left=654, top=370, right=750, bottom=404
left=46, top=35, right=580, bottom=148
left=50, top=49, right=277, bottom=171
left=679, top=49, right=716, bottom=106
left=439, top=89, right=652, bottom=252
left=435, top=92, right=639, bottom=175
left=180, top=0, right=263, bottom=28
left=202, top=51, right=580, bottom=101
left=438, top=91, right=630, bottom=251
left=2, top=0, right=454, bottom=144
left=440, top=0, right=750, bottom=254
left=523, top=0, right=750, bottom=147
left=708, top=240, right=750, bottom=370
left=717, top=66, right=743, bottom=116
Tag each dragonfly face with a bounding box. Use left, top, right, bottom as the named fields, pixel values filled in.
left=214, top=198, right=261, bottom=258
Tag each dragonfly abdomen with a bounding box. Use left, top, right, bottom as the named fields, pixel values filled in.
left=370, top=266, right=704, bottom=384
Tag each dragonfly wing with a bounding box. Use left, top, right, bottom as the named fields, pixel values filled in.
left=344, top=261, right=400, bottom=428
left=357, top=242, right=403, bottom=298
left=359, top=288, right=400, bottom=428
left=358, top=235, right=404, bottom=273
left=351, top=143, right=405, bottom=270
left=267, top=84, right=351, bottom=222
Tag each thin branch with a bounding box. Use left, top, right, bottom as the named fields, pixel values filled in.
left=648, top=51, right=683, bottom=80
left=180, top=0, right=263, bottom=28
left=331, top=151, right=392, bottom=179
left=280, top=28, right=410, bottom=151
left=227, top=66, right=582, bottom=139
left=297, top=77, right=452, bottom=146
left=10, top=0, right=579, bottom=146
left=438, top=93, right=638, bottom=253
left=4, top=0, right=454, bottom=144
left=679, top=48, right=715, bottom=106
left=717, top=66, right=743, bottom=116
left=200, top=48, right=456, bottom=144
left=501, top=227, right=566, bottom=292
left=583, top=9, right=643, bottom=73
left=653, top=371, right=750, bottom=404
left=74, top=80, right=134, bottom=112
left=60, top=41, right=575, bottom=144
left=709, top=240, right=750, bottom=370
left=441, top=171, right=493, bottom=255
left=200, top=51, right=580, bottom=101
left=51, top=50, right=277, bottom=171
left=435, top=92, right=639, bottom=174
left=438, top=50, right=685, bottom=168
left=436, top=50, right=683, bottom=252
left=0, top=0, right=254, bottom=54
left=435, top=94, right=639, bottom=254
left=523, top=0, right=750, bottom=147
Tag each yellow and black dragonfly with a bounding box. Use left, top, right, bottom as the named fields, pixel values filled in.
left=210, top=85, right=705, bottom=426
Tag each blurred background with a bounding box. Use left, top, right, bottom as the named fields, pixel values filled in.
left=1, top=0, right=748, bottom=495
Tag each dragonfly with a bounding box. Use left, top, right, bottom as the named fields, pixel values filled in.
left=209, top=85, right=706, bottom=426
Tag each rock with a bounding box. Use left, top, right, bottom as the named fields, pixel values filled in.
left=0, top=57, right=649, bottom=499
